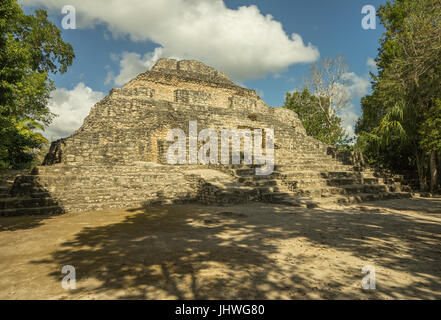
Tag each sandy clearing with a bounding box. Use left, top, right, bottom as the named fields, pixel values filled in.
left=0, top=198, right=440, bottom=300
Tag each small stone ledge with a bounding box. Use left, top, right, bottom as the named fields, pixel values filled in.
left=174, top=89, right=212, bottom=105
left=110, top=87, right=155, bottom=98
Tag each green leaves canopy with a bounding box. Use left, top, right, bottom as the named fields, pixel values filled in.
left=355, top=0, right=441, bottom=188
left=284, top=88, right=352, bottom=147
left=0, top=0, right=75, bottom=168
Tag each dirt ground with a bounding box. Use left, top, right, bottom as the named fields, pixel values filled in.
left=0, top=198, right=440, bottom=300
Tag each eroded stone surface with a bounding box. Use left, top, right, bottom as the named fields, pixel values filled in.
left=0, top=59, right=414, bottom=215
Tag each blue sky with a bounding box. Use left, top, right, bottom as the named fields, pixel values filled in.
left=20, top=0, right=387, bottom=140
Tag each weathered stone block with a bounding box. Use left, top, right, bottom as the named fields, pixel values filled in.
left=175, top=89, right=212, bottom=105
left=152, top=58, right=178, bottom=71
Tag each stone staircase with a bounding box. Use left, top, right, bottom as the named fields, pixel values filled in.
left=0, top=129, right=413, bottom=216
left=0, top=170, right=61, bottom=217
left=0, top=173, right=14, bottom=205
left=220, top=140, right=412, bottom=207
left=0, top=163, right=199, bottom=216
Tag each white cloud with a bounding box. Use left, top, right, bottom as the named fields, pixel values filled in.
left=338, top=60, right=376, bottom=138
left=342, top=72, right=370, bottom=98
left=104, top=65, right=114, bottom=86
left=106, top=48, right=163, bottom=86
left=42, top=83, right=105, bottom=140
left=340, top=105, right=359, bottom=139
left=20, top=0, right=319, bottom=81
left=339, top=73, right=370, bottom=138
left=367, top=57, right=378, bottom=72
left=333, top=72, right=370, bottom=138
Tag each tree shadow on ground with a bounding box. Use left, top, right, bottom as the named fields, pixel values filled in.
left=0, top=215, right=58, bottom=232
left=361, top=197, right=441, bottom=218
left=31, top=198, right=441, bottom=299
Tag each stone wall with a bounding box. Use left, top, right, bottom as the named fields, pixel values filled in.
left=12, top=163, right=199, bottom=212
left=43, top=70, right=306, bottom=167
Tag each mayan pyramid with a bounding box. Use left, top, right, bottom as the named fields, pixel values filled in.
left=0, top=59, right=412, bottom=215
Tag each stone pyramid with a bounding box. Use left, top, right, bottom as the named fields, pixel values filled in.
left=0, top=59, right=412, bottom=215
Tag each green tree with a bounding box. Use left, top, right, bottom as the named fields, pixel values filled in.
left=284, top=88, right=351, bottom=146
left=419, top=99, right=441, bottom=192
left=355, top=0, right=441, bottom=191
left=0, top=0, right=74, bottom=168
left=283, top=56, right=353, bottom=148
left=0, top=117, right=48, bottom=168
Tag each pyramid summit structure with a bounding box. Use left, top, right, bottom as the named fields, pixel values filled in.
left=1, top=59, right=412, bottom=215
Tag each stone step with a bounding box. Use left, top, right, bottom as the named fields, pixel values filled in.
left=290, top=184, right=390, bottom=197
left=317, top=191, right=413, bottom=205
left=276, top=144, right=325, bottom=149
left=0, top=192, right=10, bottom=198
left=279, top=170, right=376, bottom=179
left=240, top=179, right=279, bottom=187
left=284, top=177, right=384, bottom=188
left=0, top=192, right=199, bottom=215
left=0, top=196, right=197, bottom=215
left=230, top=164, right=355, bottom=176
left=276, top=148, right=327, bottom=154
left=0, top=197, right=60, bottom=210
left=14, top=186, right=196, bottom=201
left=28, top=174, right=182, bottom=184
left=260, top=191, right=412, bottom=207
left=11, top=174, right=190, bottom=193
left=275, top=153, right=333, bottom=159
left=31, top=160, right=358, bottom=176
left=274, top=164, right=353, bottom=172
left=277, top=144, right=327, bottom=151
left=33, top=166, right=179, bottom=175
left=0, top=186, right=10, bottom=195
left=15, top=191, right=52, bottom=199
left=275, top=159, right=340, bottom=165
left=60, top=198, right=197, bottom=213
left=232, top=173, right=277, bottom=180
left=0, top=206, right=64, bottom=217
left=236, top=175, right=279, bottom=184
left=32, top=165, right=347, bottom=183
left=259, top=191, right=297, bottom=202
left=198, top=188, right=258, bottom=204
left=33, top=164, right=264, bottom=176
left=253, top=186, right=284, bottom=193
left=275, top=158, right=333, bottom=164
left=259, top=193, right=321, bottom=208
left=231, top=168, right=273, bottom=176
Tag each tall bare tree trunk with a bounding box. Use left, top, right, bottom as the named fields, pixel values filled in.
left=430, top=151, right=438, bottom=193
left=416, top=152, right=428, bottom=191
left=438, top=151, right=441, bottom=191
